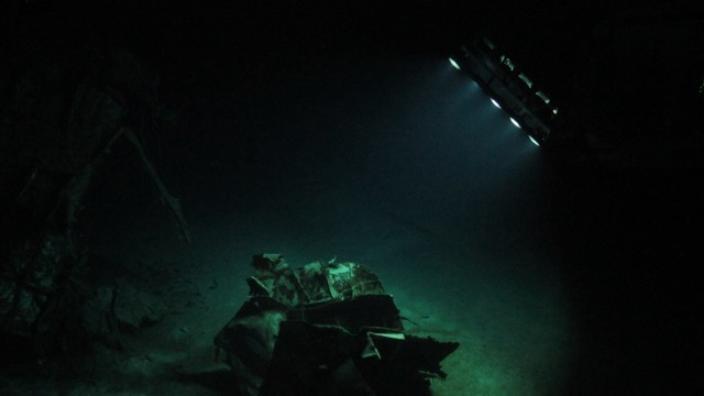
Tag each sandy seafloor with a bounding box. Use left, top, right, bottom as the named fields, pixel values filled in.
left=1, top=175, right=572, bottom=395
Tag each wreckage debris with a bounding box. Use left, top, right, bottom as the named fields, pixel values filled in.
left=215, top=254, right=459, bottom=396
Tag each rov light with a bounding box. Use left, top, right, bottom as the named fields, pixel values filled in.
left=529, top=136, right=541, bottom=147
left=449, top=57, right=461, bottom=70
left=490, top=98, right=502, bottom=109
left=536, top=91, right=551, bottom=104
left=482, top=37, right=496, bottom=50
left=499, top=55, right=516, bottom=72
left=518, top=73, right=533, bottom=89
left=510, top=117, right=520, bottom=128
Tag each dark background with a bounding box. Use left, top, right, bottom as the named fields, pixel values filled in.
left=2, top=1, right=703, bottom=393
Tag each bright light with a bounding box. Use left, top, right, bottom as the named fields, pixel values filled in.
left=536, top=91, right=551, bottom=104
left=500, top=55, right=515, bottom=71
left=529, top=136, right=541, bottom=147
left=449, top=57, right=460, bottom=70
left=510, top=117, right=520, bottom=128
left=552, top=108, right=559, bottom=115
left=518, top=73, right=533, bottom=89
left=490, top=98, right=501, bottom=109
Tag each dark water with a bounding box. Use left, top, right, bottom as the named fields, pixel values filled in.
left=73, top=54, right=571, bottom=395
left=3, top=4, right=701, bottom=394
